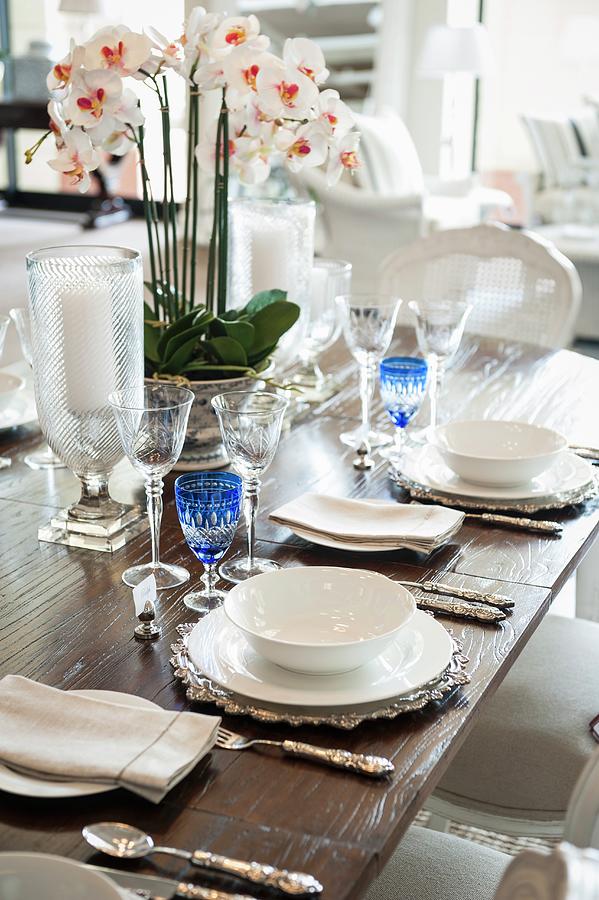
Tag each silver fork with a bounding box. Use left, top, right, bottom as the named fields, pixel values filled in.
left=216, top=726, right=394, bottom=778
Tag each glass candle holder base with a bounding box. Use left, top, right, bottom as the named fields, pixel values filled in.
left=219, top=555, right=280, bottom=583
left=24, top=446, right=66, bottom=470
left=122, top=561, right=190, bottom=590
left=339, top=426, right=392, bottom=449
left=183, top=588, right=227, bottom=614
left=0, top=456, right=11, bottom=470
left=38, top=504, right=147, bottom=553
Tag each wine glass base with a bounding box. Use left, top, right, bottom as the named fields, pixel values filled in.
left=339, top=428, right=392, bottom=449
left=378, top=445, right=403, bottom=466
left=122, top=562, right=190, bottom=590
left=183, top=588, right=227, bottom=614
left=219, top=556, right=281, bottom=583
left=24, top=450, right=66, bottom=470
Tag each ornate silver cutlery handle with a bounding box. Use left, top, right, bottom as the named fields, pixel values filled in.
left=400, top=580, right=514, bottom=609
left=471, top=512, right=563, bottom=534
left=416, top=595, right=506, bottom=622
left=190, top=852, right=323, bottom=895
left=279, top=741, right=394, bottom=777
left=174, top=885, right=255, bottom=899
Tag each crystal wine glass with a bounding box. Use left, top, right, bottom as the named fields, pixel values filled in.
left=293, top=258, right=352, bottom=401
left=337, top=294, right=402, bottom=449
left=109, top=384, right=194, bottom=589
left=175, top=472, right=243, bottom=613
left=379, top=357, right=429, bottom=467
left=9, top=308, right=66, bottom=470
left=211, top=391, right=288, bottom=583
left=409, top=298, right=472, bottom=433
left=0, top=314, right=10, bottom=470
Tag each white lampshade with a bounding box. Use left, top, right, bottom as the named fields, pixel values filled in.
left=418, top=24, right=493, bottom=78
left=59, top=0, right=104, bottom=12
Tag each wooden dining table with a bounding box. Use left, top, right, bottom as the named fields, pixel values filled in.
left=1, top=328, right=598, bottom=899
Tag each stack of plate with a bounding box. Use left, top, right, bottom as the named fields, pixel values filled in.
left=172, top=567, right=469, bottom=728
left=396, top=421, right=597, bottom=513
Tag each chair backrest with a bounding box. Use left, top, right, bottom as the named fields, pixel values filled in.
left=521, top=114, right=585, bottom=188
left=572, top=108, right=599, bottom=161
left=378, top=222, right=582, bottom=348
left=495, top=844, right=599, bottom=900
left=564, top=745, right=599, bottom=850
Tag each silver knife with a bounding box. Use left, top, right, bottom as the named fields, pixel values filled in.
left=416, top=595, right=506, bottom=623
left=84, top=864, right=261, bottom=899
left=399, top=580, right=514, bottom=609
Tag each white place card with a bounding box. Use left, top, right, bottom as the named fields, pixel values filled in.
left=132, top=574, right=157, bottom=617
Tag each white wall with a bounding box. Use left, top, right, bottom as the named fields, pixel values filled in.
left=478, top=0, right=599, bottom=173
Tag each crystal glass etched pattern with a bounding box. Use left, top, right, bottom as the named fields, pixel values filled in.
left=26, top=246, right=145, bottom=546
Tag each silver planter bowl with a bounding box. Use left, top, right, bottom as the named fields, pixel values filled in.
left=147, top=368, right=271, bottom=471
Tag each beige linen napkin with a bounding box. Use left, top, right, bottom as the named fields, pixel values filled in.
left=0, top=675, right=220, bottom=803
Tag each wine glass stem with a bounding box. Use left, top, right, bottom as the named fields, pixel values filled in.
left=429, top=354, right=443, bottom=430
left=360, top=361, right=376, bottom=436
left=201, top=562, right=218, bottom=597
left=244, top=475, right=260, bottom=572
left=146, top=477, right=164, bottom=567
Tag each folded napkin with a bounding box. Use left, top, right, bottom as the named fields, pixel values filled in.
left=269, top=493, right=464, bottom=552
left=0, top=675, right=220, bottom=803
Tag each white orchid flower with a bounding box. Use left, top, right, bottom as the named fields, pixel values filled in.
left=255, top=60, right=319, bottom=119
left=48, top=128, right=100, bottom=192
left=224, top=49, right=278, bottom=110
left=64, top=69, right=123, bottom=127
left=46, top=41, right=84, bottom=98
left=317, top=88, right=355, bottom=138
left=275, top=122, right=328, bottom=172
left=210, top=15, right=269, bottom=57
left=326, top=130, right=361, bottom=186
left=145, top=27, right=184, bottom=70
left=84, top=26, right=152, bottom=77
left=283, top=37, right=329, bottom=85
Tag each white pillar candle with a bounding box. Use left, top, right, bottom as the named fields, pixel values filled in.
left=250, top=226, right=290, bottom=295
left=61, top=283, right=116, bottom=413
left=310, top=266, right=330, bottom=316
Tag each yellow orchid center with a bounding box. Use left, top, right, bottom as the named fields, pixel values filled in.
left=53, top=62, right=71, bottom=85
left=289, top=138, right=311, bottom=158
left=341, top=150, right=359, bottom=170
left=279, top=81, right=299, bottom=108
left=77, top=87, right=106, bottom=119
left=101, top=40, right=125, bottom=68
left=243, top=64, right=260, bottom=91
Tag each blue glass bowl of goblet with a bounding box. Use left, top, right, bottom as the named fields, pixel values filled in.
left=175, top=472, right=243, bottom=613
left=379, top=357, right=428, bottom=463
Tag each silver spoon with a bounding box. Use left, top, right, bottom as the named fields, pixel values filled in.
left=82, top=822, right=323, bottom=895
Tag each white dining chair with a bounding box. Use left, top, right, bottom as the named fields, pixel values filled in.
left=364, top=748, right=599, bottom=900
left=379, top=222, right=582, bottom=349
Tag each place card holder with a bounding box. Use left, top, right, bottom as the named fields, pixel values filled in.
left=132, top=575, right=160, bottom=642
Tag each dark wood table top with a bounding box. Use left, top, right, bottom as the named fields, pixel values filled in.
left=0, top=329, right=598, bottom=898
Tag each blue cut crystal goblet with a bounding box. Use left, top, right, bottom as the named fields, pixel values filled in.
left=175, top=472, right=243, bottom=614
left=379, top=357, right=428, bottom=467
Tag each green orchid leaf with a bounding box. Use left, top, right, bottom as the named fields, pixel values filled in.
left=184, top=362, right=254, bottom=380
left=211, top=318, right=255, bottom=351
left=144, top=301, right=158, bottom=321
left=159, top=336, right=200, bottom=375
left=243, top=289, right=287, bottom=316
left=204, top=336, right=248, bottom=367
left=247, top=300, right=299, bottom=357
left=163, top=322, right=213, bottom=364
left=144, top=321, right=161, bottom=363
left=157, top=308, right=207, bottom=357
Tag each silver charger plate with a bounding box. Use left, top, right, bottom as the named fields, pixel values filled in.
left=390, top=468, right=599, bottom=513
left=170, top=623, right=470, bottom=729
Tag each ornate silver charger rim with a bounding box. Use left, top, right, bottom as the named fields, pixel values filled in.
left=390, top=468, right=599, bottom=514
left=170, top=623, right=470, bottom=729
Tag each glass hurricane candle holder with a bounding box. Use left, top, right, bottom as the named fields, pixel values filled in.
left=379, top=357, right=428, bottom=467
left=175, top=472, right=243, bottom=613
left=228, top=198, right=315, bottom=372
left=0, top=314, right=10, bottom=471
left=109, top=384, right=194, bottom=589
left=9, top=307, right=66, bottom=471
left=337, top=294, right=402, bottom=449
left=212, top=391, right=288, bottom=582
left=293, top=258, right=352, bottom=402
left=26, top=246, right=145, bottom=552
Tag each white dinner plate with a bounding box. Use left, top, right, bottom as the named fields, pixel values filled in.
left=0, top=389, right=37, bottom=433
left=0, top=853, right=123, bottom=900
left=401, top=444, right=595, bottom=502
left=188, top=607, right=453, bottom=709
left=0, top=689, right=159, bottom=798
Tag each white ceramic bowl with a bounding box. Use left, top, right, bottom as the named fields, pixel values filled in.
left=0, top=853, right=122, bottom=900
left=0, top=372, right=25, bottom=413
left=431, top=420, right=567, bottom=487
left=224, top=566, right=416, bottom=675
